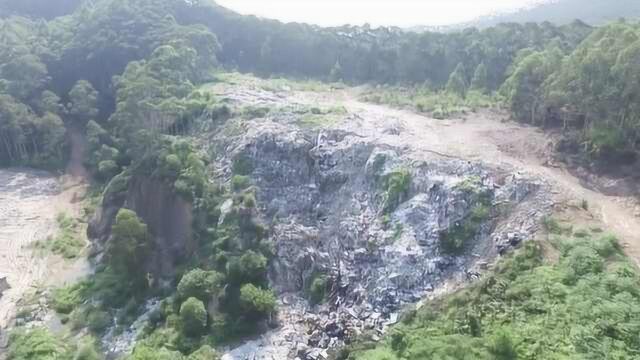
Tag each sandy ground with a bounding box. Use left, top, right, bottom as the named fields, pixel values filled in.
left=0, top=170, right=89, bottom=329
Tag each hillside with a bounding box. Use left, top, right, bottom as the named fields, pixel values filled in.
left=1, top=0, right=640, bottom=359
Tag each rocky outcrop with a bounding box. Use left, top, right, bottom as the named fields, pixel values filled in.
left=88, top=175, right=193, bottom=280
left=214, top=119, right=553, bottom=359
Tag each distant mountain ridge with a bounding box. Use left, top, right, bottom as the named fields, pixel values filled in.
left=408, top=0, right=640, bottom=32
left=466, top=0, right=640, bottom=28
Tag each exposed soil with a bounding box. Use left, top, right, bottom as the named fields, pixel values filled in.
left=0, top=125, right=91, bottom=334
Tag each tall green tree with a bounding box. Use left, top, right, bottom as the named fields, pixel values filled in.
left=68, top=80, right=98, bottom=123
left=470, top=62, right=489, bottom=93
left=107, top=209, right=150, bottom=292
left=446, top=63, right=468, bottom=97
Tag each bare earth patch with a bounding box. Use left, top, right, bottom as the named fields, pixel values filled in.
left=0, top=170, right=90, bottom=330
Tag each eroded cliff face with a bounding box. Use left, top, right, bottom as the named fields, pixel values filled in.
left=89, top=176, right=193, bottom=280
left=209, top=117, right=553, bottom=359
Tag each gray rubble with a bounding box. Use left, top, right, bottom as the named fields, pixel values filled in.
left=208, top=116, right=553, bottom=359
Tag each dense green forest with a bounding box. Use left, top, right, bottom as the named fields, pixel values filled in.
left=2, top=0, right=640, bottom=169
left=1, top=0, right=640, bottom=359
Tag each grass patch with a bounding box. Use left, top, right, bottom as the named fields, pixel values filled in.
left=347, top=231, right=640, bottom=360
left=7, top=327, right=102, bottom=360
left=295, top=105, right=346, bottom=129
left=34, top=213, right=85, bottom=259
left=361, top=87, right=498, bottom=119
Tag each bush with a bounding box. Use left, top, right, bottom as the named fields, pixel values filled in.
left=180, top=298, right=208, bottom=337
left=586, top=125, right=627, bottom=160
left=381, top=169, right=412, bottom=213
left=308, top=275, right=328, bottom=305
left=593, top=234, right=621, bottom=257
left=177, top=269, right=224, bottom=303
left=239, top=284, right=277, bottom=317
left=488, top=329, right=518, bottom=360
left=128, top=345, right=184, bottom=360
left=47, top=213, right=85, bottom=259
left=542, top=216, right=564, bottom=234
left=98, top=160, right=119, bottom=179
left=226, top=251, right=268, bottom=285
left=187, top=345, right=220, bottom=360
left=73, top=339, right=103, bottom=360
left=7, top=327, right=69, bottom=360
left=87, top=309, right=111, bottom=333
left=563, top=245, right=604, bottom=281
left=232, top=155, right=253, bottom=175
left=51, top=282, right=88, bottom=314
left=231, top=175, right=251, bottom=191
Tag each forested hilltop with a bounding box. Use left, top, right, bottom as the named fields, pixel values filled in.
left=1, top=0, right=640, bottom=359
left=2, top=0, right=640, bottom=170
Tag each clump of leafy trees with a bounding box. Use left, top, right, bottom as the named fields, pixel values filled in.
left=501, top=22, right=640, bottom=164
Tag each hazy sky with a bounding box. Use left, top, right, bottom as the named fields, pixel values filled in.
left=215, top=0, right=546, bottom=27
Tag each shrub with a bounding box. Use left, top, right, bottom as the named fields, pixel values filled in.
left=542, top=216, right=563, bottom=234
left=231, top=175, right=251, bottom=191
left=177, top=269, right=224, bottom=303
left=180, top=298, right=208, bottom=337
left=187, top=345, right=220, bottom=360
left=98, top=160, right=119, bottom=179
left=242, top=193, right=257, bottom=208
left=87, top=309, right=111, bottom=333
left=239, top=284, right=277, bottom=317
left=488, top=329, right=518, bottom=360
left=241, top=106, right=270, bottom=119
left=592, top=234, right=621, bottom=258
left=580, top=199, right=589, bottom=210
left=161, top=154, right=182, bottom=178
left=226, top=251, right=268, bottom=285
left=73, top=339, right=102, bottom=360
left=586, top=125, right=626, bottom=160
left=381, top=169, right=412, bottom=213
left=51, top=282, right=88, bottom=314
left=7, top=327, right=69, bottom=360
left=48, top=213, right=85, bottom=259
left=129, top=345, right=184, bottom=360
left=562, top=246, right=604, bottom=282
left=232, top=155, right=253, bottom=175
left=308, top=275, right=328, bottom=305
